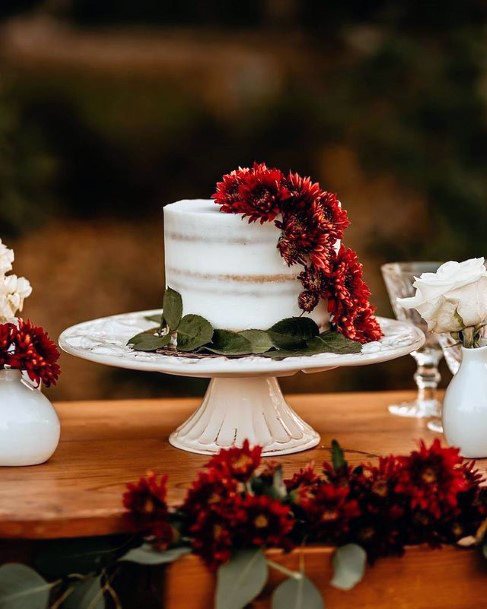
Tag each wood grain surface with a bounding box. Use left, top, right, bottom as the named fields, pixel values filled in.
left=0, top=391, right=485, bottom=539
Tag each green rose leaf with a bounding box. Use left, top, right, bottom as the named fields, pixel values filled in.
left=330, top=544, right=367, bottom=591
left=239, top=330, right=274, bottom=354
left=127, top=332, right=171, bottom=352
left=316, top=331, right=362, bottom=354
left=0, top=563, right=51, bottom=609
left=331, top=439, right=347, bottom=472
left=119, top=544, right=191, bottom=565
left=63, top=576, right=105, bottom=609
left=271, top=575, right=324, bottom=609
left=163, top=287, right=183, bottom=331
left=207, top=330, right=253, bottom=356
left=215, top=549, right=268, bottom=609
left=177, top=315, right=214, bottom=352
left=268, top=317, right=319, bottom=350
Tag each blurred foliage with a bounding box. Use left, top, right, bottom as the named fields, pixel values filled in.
left=0, top=0, right=485, bottom=257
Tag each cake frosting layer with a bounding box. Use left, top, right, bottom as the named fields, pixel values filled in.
left=164, top=199, right=329, bottom=331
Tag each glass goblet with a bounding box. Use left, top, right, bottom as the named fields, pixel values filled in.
left=381, top=262, right=444, bottom=418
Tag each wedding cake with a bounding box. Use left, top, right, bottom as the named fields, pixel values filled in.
left=163, top=163, right=381, bottom=344
left=164, top=199, right=329, bottom=331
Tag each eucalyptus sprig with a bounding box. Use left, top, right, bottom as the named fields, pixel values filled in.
left=128, top=288, right=362, bottom=358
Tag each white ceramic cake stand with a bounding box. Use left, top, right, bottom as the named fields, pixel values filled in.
left=59, top=312, right=424, bottom=456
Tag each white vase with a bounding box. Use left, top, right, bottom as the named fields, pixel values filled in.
left=0, top=369, right=60, bottom=466
left=442, top=345, right=487, bottom=458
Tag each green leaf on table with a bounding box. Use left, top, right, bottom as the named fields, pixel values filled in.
left=331, top=439, right=346, bottom=472
left=215, top=549, right=268, bottom=609
left=163, top=287, right=183, bottom=331
left=315, top=331, right=362, bottom=354
left=63, top=576, right=105, bottom=609
left=271, top=576, right=324, bottom=609
left=239, top=329, right=274, bottom=354
left=272, top=466, right=287, bottom=500
left=330, top=544, right=367, bottom=591
left=177, top=315, right=214, bottom=352
left=268, top=317, right=319, bottom=350
left=144, top=313, right=163, bottom=324
left=119, top=544, right=191, bottom=565
left=206, top=330, right=253, bottom=356
left=127, top=331, right=171, bottom=352
left=0, top=563, right=51, bottom=609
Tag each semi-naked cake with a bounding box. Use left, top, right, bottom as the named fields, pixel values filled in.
left=164, top=199, right=329, bottom=331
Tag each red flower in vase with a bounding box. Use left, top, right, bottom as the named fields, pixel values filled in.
left=8, top=320, right=60, bottom=386
left=0, top=323, right=16, bottom=366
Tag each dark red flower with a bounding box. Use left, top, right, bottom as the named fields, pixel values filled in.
left=123, top=471, right=169, bottom=520
left=298, top=290, right=319, bottom=312
left=310, top=192, right=350, bottom=240
left=206, top=439, right=262, bottom=482
left=9, top=319, right=61, bottom=386
left=282, top=172, right=322, bottom=212
left=395, top=440, right=468, bottom=519
left=182, top=468, right=238, bottom=519
left=213, top=163, right=287, bottom=223
left=0, top=323, right=16, bottom=366
left=234, top=494, right=294, bottom=547
left=326, top=246, right=382, bottom=343
left=189, top=507, right=235, bottom=569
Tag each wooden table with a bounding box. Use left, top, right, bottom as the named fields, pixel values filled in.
left=0, top=391, right=486, bottom=608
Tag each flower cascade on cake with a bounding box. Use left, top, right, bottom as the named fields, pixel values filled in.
left=213, top=163, right=381, bottom=343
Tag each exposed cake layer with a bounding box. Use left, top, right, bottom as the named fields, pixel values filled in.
left=164, top=199, right=329, bottom=331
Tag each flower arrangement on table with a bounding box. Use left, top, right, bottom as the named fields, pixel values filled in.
left=0, top=239, right=60, bottom=387
left=117, top=440, right=487, bottom=609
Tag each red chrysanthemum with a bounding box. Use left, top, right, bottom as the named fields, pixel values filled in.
left=298, top=480, right=361, bottom=542
left=123, top=471, right=169, bottom=520
left=181, top=468, right=238, bottom=519
left=395, top=440, right=468, bottom=519
left=0, top=322, right=16, bottom=366
left=326, top=246, right=382, bottom=343
left=9, top=319, right=61, bottom=387
left=189, top=506, right=235, bottom=569
left=206, top=439, right=262, bottom=482
left=234, top=494, right=294, bottom=547
left=310, top=192, right=350, bottom=241
left=213, top=163, right=287, bottom=224
left=282, top=172, right=322, bottom=212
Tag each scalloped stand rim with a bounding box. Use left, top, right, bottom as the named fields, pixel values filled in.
left=169, top=376, right=320, bottom=456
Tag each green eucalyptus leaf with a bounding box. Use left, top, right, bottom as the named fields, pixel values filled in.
left=0, top=564, right=51, bottom=609
left=316, top=331, right=362, bottom=354
left=268, top=317, right=319, bottom=349
left=119, top=544, right=191, bottom=565
left=63, top=576, right=105, bottom=609
left=163, top=287, right=183, bottom=331
left=239, top=330, right=274, bottom=354
left=330, top=544, right=367, bottom=591
left=272, top=466, right=287, bottom=500
left=128, top=332, right=171, bottom=352
left=331, top=439, right=346, bottom=472
left=215, top=549, right=268, bottom=609
left=177, top=315, right=214, bottom=352
left=144, top=313, right=163, bottom=324
left=207, top=330, right=253, bottom=356
left=271, top=576, right=324, bottom=609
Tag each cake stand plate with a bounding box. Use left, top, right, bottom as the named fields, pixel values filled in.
left=59, top=312, right=424, bottom=456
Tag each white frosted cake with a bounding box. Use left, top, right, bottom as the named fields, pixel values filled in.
left=164, top=199, right=329, bottom=331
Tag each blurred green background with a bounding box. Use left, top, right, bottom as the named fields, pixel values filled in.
left=1, top=0, right=486, bottom=401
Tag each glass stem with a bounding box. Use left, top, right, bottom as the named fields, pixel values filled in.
left=412, top=347, right=441, bottom=404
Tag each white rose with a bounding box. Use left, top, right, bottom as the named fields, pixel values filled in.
left=0, top=239, right=14, bottom=276
left=398, top=258, right=487, bottom=333
left=0, top=274, right=32, bottom=322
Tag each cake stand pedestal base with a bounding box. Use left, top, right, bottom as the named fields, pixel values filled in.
left=169, top=376, right=320, bottom=456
